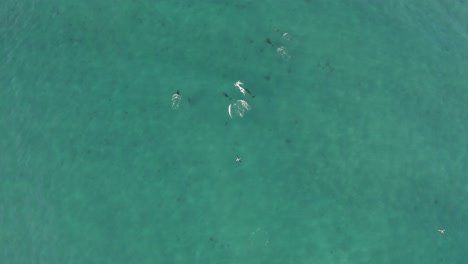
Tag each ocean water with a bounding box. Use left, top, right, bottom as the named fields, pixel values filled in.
left=0, top=0, right=467, bottom=263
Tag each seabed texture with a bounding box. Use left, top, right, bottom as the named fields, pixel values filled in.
left=0, top=0, right=467, bottom=263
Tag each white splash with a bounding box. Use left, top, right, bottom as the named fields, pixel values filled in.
left=234, top=80, right=247, bottom=96
left=228, top=99, right=250, bottom=118
left=276, top=46, right=290, bottom=60
left=171, top=93, right=181, bottom=109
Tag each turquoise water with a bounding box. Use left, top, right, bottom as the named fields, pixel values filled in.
left=1, top=0, right=467, bottom=263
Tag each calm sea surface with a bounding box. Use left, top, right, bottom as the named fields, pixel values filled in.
left=1, top=0, right=467, bottom=263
